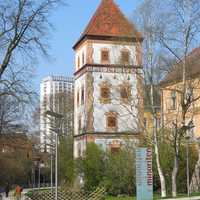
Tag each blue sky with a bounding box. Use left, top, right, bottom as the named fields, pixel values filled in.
left=35, top=0, right=141, bottom=91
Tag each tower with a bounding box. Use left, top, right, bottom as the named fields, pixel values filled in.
left=73, top=0, right=143, bottom=157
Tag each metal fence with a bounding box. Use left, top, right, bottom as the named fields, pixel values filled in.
left=26, top=187, right=106, bottom=200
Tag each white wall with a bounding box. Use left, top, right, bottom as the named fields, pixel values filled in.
left=92, top=43, right=136, bottom=65
left=93, top=72, right=138, bottom=133
left=74, top=74, right=87, bottom=136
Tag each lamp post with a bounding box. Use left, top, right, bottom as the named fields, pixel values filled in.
left=186, top=120, right=194, bottom=197
left=45, top=111, right=63, bottom=200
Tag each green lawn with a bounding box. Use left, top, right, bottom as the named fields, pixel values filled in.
left=105, top=193, right=200, bottom=200
left=106, top=197, right=134, bottom=200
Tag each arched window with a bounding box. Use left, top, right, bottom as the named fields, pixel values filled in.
left=99, top=81, right=111, bottom=104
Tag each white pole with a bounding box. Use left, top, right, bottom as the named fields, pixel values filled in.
left=51, top=153, right=53, bottom=193
left=186, top=140, right=190, bottom=196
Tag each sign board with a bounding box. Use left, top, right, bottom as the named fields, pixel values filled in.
left=136, top=148, right=153, bottom=200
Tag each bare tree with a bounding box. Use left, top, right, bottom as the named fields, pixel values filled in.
left=0, top=66, right=37, bottom=134
left=0, top=0, right=64, bottom=78
left=133, top=0, right=167, bottom=197
left=136, top=0, right=200, bottom=197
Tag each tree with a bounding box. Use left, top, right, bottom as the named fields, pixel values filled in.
left=135, top=0, right=200, bottom=197
left=134, top=0, right=167, bottom=197
left=103, top=148, right=136, bottom=196
left=0, top=0, right=63, bottom=78
left=58, top=135, right=74, bottom=186
left=80, top=143, right=105, bottom=191
left=0, top=67, right=37, bottom=134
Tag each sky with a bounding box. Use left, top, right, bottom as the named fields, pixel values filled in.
left=35, top=0, right=141, bottom=91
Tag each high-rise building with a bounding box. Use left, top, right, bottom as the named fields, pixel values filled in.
left=40, top=76, right=74, bottom=150
left=73, top=0, right=143, bottom=158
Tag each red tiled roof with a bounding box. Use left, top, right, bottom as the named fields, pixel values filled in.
left=74, top=0, right=142, bottom=49
left=160, top=47, right=200, bottom=86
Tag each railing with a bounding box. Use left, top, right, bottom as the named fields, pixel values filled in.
left=26, top=187, right=106, bottom=200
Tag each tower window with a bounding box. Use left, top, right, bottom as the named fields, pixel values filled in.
left=101, top=87, right=110, bottom=99
left=120, top=83, right=131, bottom=103
left=77, top=90, right=80, bottom=107
left=82, top=52, right=85, bottom=65
left=77, top=56, right=80, bottom=69
left=81, top=86, right=85, bottom=105
left=101, top=50, right=110, bottom=63
left=121, top=50, right=130, bottom=64
left=78, top=116, right=82, bottom=131
left=107, top=116, right=117, bottom=128
left=99, top=81, right=111, bottom=104
left=106, top=112, right=118, bottom=131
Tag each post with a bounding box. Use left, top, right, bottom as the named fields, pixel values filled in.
left=51, top=153, right=53, bottom=193
left=186, top=139, right=190, bottom=196
left=38, top=162, right=41, bottom=189
left=55, top=131, right=58, bottom=200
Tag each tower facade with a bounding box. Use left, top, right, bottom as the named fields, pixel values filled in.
left=73, top=0, right=143, bottom=157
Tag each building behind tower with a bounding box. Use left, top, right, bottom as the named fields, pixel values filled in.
left=40, top=76, right=74, bottom=151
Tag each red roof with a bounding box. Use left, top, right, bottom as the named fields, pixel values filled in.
left=74, top=0, right=142, bottom=49
left=160, top=47, right=200, bottom=86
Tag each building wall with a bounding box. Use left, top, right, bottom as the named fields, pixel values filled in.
left=92, top=71, right=138, bottom=132
left=161, top=79, right=200, bottom=137
left=75, top=40, right=138, bottom=71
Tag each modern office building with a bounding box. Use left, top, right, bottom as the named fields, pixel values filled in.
left=40, top=76, right=74, bottom=151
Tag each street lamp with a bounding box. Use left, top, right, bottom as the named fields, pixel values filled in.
left=45, top=110, right=63, bottom=200
left=186, top=120, right=194, bottom=197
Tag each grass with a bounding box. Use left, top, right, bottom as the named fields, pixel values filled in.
left=106, top=193, right=200, bottom=200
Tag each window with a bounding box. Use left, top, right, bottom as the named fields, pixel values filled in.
left=77, top=56, right=80, bottom=69
left=186, top=88, right=193, bottom=102
left=101, top=50, right=109, bottom=63
left=81, top=86, right=84, bottom=105
left=77, top=90, right=79, bottom=107
left=120, top=83, right=131, bottom=103
left=78, top=116, right=82, bottom=131
left=171, top=91, right=176, bottom=110
left=111, top=147, right=120, bottom=153
left=99, top=81, right=111, bottom=104
left=121, top=50, right=130, bottom=64
left=106, top=112, right=118, bottom=131
left=82, top=52, right=85, bottom=65
left=107, top=116, right=117, bottom=128
left=101, top=87, right=110, bottom=99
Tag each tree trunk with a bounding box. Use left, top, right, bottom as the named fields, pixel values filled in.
left=154, top=142, right=167, bottom=197
left=151, top=84, right=167, bottom=197
left=172, top=155, right=179, bottom=197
